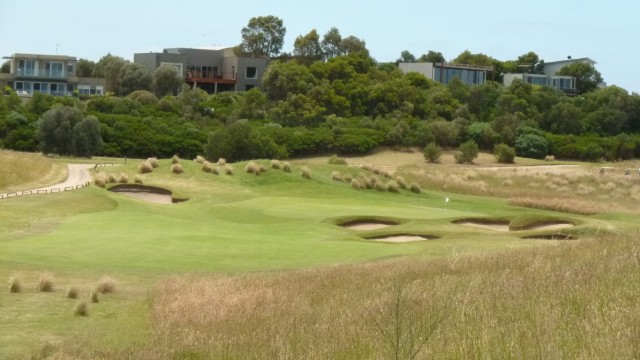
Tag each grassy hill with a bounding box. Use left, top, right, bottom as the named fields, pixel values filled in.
left=0, top=150, right=638, bottom=359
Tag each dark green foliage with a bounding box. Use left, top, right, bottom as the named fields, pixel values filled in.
left=454, top=140, right=479, bottom=164
left=466, top=122, right=499, bottom=150
left=514, top=133, right=548, bottom=159
left=37, top=106, right=103, bottom=157
left=423, top=143, right=442, bottom=163
left=153, top=66, right=182, bottom=97
left=332, top=128, right=381, bottom=154
left=493, top=143, right=516, bottom=163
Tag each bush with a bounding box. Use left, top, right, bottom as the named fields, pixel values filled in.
left=514, top=134, right=548, bottom=159
left=171, top=163, right=183, bottom=174
left=96, top=276, right=116, bottom=294
left=147, top=157, right=159, bottom=168
left=282, top=162, right=291, bottom=173
left=493, top=143, right=516, bottom=164
left=409, top=182, right=422, bottom=194
left=74, top=300, right=89, bottom=316
left=37, top=273, right=54, bottom=292
left=455, top=140, right=479, bottom=164
left=66, top=286, right=79, bottom=299
left=301, top=167, right=311, bottom=179
left=328, top=154, right=347, bottom=165
left=138, top=161, right=153, bottom=174
left=8, top=275, right=21, bottom=293
left=423, top=143, right=442, bottom=163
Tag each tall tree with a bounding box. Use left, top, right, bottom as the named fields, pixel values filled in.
left=557, top=62, right=603, bottom=95
left=418, top=51, right=445, bottom=63
left=293, top=29, right=323, bottom=61
left=118, top=63, right=153, bottom=96
left=92, top=53, right=127, bottom=94
left=397, top=50, right=416, bottom=63
left=237, top=15, right=286, bottom=58
left=339, top=36, right=367, bottom=55
left=1, top=60, right=10, bottom=73
left=321, top=27, right=342, bottom=59
left=153, top=66, right=183, bottom=97
left=76, top=58, right=96, bottom=77
left=37, top=106, right=102, bottom=156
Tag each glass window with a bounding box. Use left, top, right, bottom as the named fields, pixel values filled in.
left=246, top=67, right=257, bottom=79
left=49, top=62, right=64, bottom=78
left=67, top=63, right=74, bottom=73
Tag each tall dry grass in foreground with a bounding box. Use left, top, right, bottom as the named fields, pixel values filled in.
left=79, top=232, right=640, bottom=359
left=0, top=150, right=60, bottom=191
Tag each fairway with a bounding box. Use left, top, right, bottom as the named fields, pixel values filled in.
left=0, top=153, right=626, bottom=358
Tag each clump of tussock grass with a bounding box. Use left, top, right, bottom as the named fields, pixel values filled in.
left=374, top=181, right=388, bottom=192
left=171, top=164, right=184, bottom=174
left=394, top=175, right=408, bottom=189
left=361, top=164, right=374, bottom=172
left=90, top=290, right=99, bottom=303
left=409, top=182, right=422, bottom=194
left=74, top=300, right=88, bottom=317
left=217, top=158, right=226, bottom=166
left=381, top=170, right=394, bottom=179
left=271, top=159, right=282, bottom=169
left=328, top=154, right=347, bottom=165
left=147, top=157, right=159, bottom=168
left=211, top=167, right=219, bottom=175
left=387, top=180, right=400, bottom=193
left=134, top=175, right=143, bottom=184
left=202, top=161, right=213, bottom=173
left=138, top=161, right=153, bottom=174
left=343, top=173, right=353, bottom=182
left=37, top=273, right=54, bottom=292
left=106, top=173, right=117, bottom=183
left=66, top=286, right=79, bottom=299
left=301, top=167, right=311, bottom=179
left=545, top=155, right=555, bottom=161
left=508, top=197, right=602, bottom=215
left=8, top=275, right=21, bottom=293
left=363, top=176, right=375, bottom=189
left=282, top=162, right=291, bottom=173
left=93, top=173, right=106, bottom=188
left=195, top=155, right=206, bottom=164
left=224, top=165, right=234, bottom=175
left=117, top=173, right=129, bottom=184
left=331, top=171, right=343, bottom=182
left=96, top=276, right=116, bottom=294
left=351, top=178, right=364, bottom=190
left=245, top=161, right=261, bottom=174
left=171, top=155, right=180, bottom=164
left=259, top=164, right=267, bottom=173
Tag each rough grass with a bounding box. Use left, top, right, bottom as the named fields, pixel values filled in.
left=509, top=197, right=601, bottom=215
left=217, top=158, right=226, bottom=166
left=271, top=159, right=282, bottom=169
left=0, top=150, right=64, bottom=192
left=137, top=161, right=153, bottom=174
left=328, top=154, right=347, bottom=165
left=37, top=273, right=54, bottom=292
left=117, top=173, right=129, bottom=184
left=93, top=173, right=106, bottom=188
left=171, top=155, right=180, bottom=164
left=106, top=173, right=117, bottom=183
left=282, top=162, right=291, bottom=173
left=65, top=286, right=79, bottom=299
left=301, top=167, right=311, bottom=179
left=134, top=175, right=143, bottom=184
left=224, top=165, right=233, bottom=175
left=147, top=157, right=160, bottom=168
left=96, top=276, right=116, bottom=294
left=8, top=275, right=21, bottom=293
left=245, top=161, right=261, bottom=174
left=202, top=161, right=213, bottom=173
left=74, top=300, right=88, bottom=317
left=331, top=171, right=343, bottom=182
left=195, top=155, right=206, bottom=164
left=90, top=290, right=99, bottom=303
left=171, top=164, right=184, bottom=174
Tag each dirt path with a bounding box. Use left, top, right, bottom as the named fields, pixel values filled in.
left=0, top=164, right=94, bottom=199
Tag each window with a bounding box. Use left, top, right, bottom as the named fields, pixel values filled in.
left=18, top=60, right=36, bottom=76
left=48, top=62, right=64, bottom=78
left=246, top=67, right=257, bottom=79
left=67, top=63, right=74, bottom=74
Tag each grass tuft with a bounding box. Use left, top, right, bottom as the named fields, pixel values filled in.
left=138, top=161, right=153, bottom=174
left=409, top=182, right=422, bottom=194
left=351, top=178, right=364, bottom=190
left=217, top=158, right=226, bottom=166
left=211, top=167, right=219, bottom=175
left=96, top=276, right=116, bottom=294
left=224, top=165, right=234, bottom=175
left=328, top=154, right=348, bottom=165
left=271, top=160, right=282, bottom=169
left=37, top=273, right=54, bottom=292
left=93, top=173, right=106, bottom=188
left=195, top=155, right=206, bottom=164
left=508, top=197, right=601, bottom=215
left=245, top=162, right=261, bottom=174
left=202, top=161, right=213, bottom=173
left=90, top=290, right=99, bottom=303
left=66, top=286, right=79, bottom=299
left=8, top=275, right=21, bottom=293
left=301, top=167, right=311, bottom=179
left=74, top=300, right=88, bottom=317
left=374, top=181, right=388, bottom=192
left=147, top=157, right=160, bottom=168
left=395, top=175, right=408, bottom=189
left=331, top=171, right=343, bottom=182
left=172, top=155, right=180, bottom=164
left=134, top=175, right=143, bottom=184
left=282, top=162, right=291, bottom=173
left=171, top=164, right=184, bottom=174
left=387, top=180, right=400, bottom=193
left=106, top=173, right=117, bottom=183
left=117, top=173, right=129, bottom=184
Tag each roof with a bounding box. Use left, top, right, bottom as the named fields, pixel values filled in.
left=544, top=57, right=597, bottom=65
left=3, top=53, right=77, bottom=61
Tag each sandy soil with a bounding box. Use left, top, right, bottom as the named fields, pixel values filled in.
left=114, top=191, right=173, bottom=204
left=0, top=164, right=93, bottom=198
left=457, top=221, right=574, bottom=232
left=367, top=235, right=430, bottom=242
left=525, top=223, right=574, bottom=231
left=345, top=223, right=394, bottom=230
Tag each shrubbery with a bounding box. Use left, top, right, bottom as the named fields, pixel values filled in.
left=423, top=143, right=442, bottom=163
left=454, top=140, right=479, bottom=164
left=515, top=134, right=548, bottom=159
left=493, top=143, right=515, bottom=164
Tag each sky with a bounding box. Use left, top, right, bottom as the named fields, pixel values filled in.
left=2, top=0, right=639, bottom=93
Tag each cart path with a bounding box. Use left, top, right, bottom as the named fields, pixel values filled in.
left=0, top=164, right=94, bottom=199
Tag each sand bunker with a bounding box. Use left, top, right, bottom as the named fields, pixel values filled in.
left=109, top=184, right=181, bottom=204
left=345, top=223, right=394, bottom=230
left=456, top=219, right=574, bottom=232
left=366, top=235, right=434, bottom=243
left=524, top=223, right=574, bottom=231
left=522, top=234, right=576, bottom=240
left=457, top=221, right=510, bottom=232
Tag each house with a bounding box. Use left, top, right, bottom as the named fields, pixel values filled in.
left=398, top=62, right=492, bottom=86
left=542, top=57, right=597, bottom=77
left=503, top=73, right=576, bottom=94
left=134, top=47, right=268, bottom=94
left=0, top=53, right=106, bottom=96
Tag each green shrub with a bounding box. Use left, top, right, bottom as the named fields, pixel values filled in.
left=423, top=143, right=442, bottom=163
left=514, top=134, right=548, bottom=159
left=455, top=140, right=479, bottom=164
left=328, top=154, right=347, bottom=165
left=493, top=143, right=516, bottom=164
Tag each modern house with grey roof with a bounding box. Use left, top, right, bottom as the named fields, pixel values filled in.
left=398, top=62, right=493, bottom=86
left=134, top=47, right=268, bottom=94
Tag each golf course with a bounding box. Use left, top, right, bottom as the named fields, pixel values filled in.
left=2, top=149, right=639, bottom=359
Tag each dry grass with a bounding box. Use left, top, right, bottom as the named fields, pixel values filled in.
left=217, top=158, right=227, bottom=166
left=106, top=173, right=117, bottom=183
left=211, top=167, right=219, bottom=175
left=271, top=159, right=282, bottom=169
left=117, top=173, right=129, bottom=184
left=224, top=165, right=234, bottom=175
left=409, top=182, right=422, bottom=194
left=90, top=290, right=99, bottom=303
left=134, top=175, right=143, bottom=184
left=93, top=173, right=106, bottom=188
left=328, top=154, right=348, bottom=165
left=74, top=300, right=88, bottom=317
left=105, top=232, right=640, bottom=359
left=138, top=161, right=153, bottom=174
left=202, top=161, right=213, bottom=173
left=37, top=273, right=54, bottom=292
left=8, top=275, right=21, bottom=293
left=194, top=155, right=206, bottom=164
left=66, top=286, right=79, bottom=299
left=96, top=276, right=116, bottom=294
left=147, top=157, right=160, bottom=168
left=508, top=197, right=602, bottom=215
left=331, top=171, right=343, bottom=182
left=171, top=164, right=184, bottom=174
left=0, top=150, right=63, bottom=192
left=301, top=167, right=311, bottom=179
left=387, top=180, right=400, bottom=193
left=245, top=161, right=261, bottom=174
left=282, top=162, right=291, bottom=173
left=171, top=155, right=180, bottom=164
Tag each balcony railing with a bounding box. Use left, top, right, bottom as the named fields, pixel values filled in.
left=16, top=69, right=67, bottom=79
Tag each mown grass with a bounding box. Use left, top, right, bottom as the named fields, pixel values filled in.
left=0, top=150, right=637, bottom=358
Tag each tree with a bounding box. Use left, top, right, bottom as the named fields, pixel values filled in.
left=37, top=106, right=102, bottom=157
left=93, top=53, right=127, bottom=94
left=514, top=133, right=548, bottom=159
left=321, top=27, right=342, bottom=59
left=237, top=15, right=286, bottom=58
left=547, top=102, right=584, bottom=134
left=397, top=50, right=416, bottom=63
left=293, top=29, right=323, bottom=61
left=153, top=66, right=182, bottom=97
left=339, top=36, right=367, bottom=55
left=454, top=140, right=479, bottom=164
left=557, top=62, right=603, bottom=95
left=261, top=60, right=317, bottom=101
left=418, top=51, right=445, bottom=63
left=493, top=143, right=515, bottom=163
left=118, top=63, right=152, bottom=96
left=76, top=59, right=95, bottom=77
left=1, top=60, right=10, bottom=73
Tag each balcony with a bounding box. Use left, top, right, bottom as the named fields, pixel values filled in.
left=16, top=69, right=67, bottom=79
left=185, top=71, right=236, bottom=85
